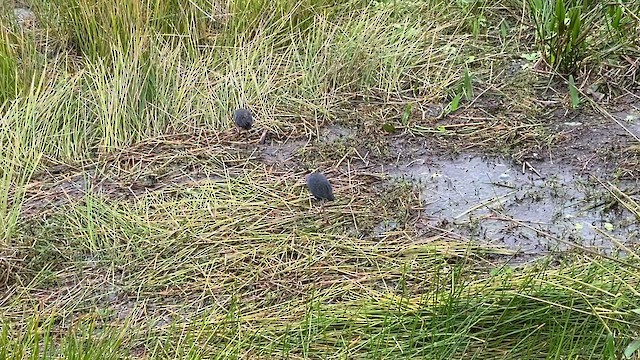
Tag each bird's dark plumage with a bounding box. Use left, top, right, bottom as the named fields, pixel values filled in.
left=233, top=108, right=253, bottom=130
left=306, top=172, right=335, bottom=201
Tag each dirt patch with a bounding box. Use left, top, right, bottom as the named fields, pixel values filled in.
left=20, top=132, right=257, bottom=218
left=387, top=154, right=639, bottom=258
left=259, top=137, right=308, bottom=168
left=13, top=7, right=37, bottom=30
left=541, top=105, right=640, bottom=176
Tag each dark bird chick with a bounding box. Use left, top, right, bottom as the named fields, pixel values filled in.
left=306, top=172, right=335, bottom=201
left=233, top=108, right=253, bottom=131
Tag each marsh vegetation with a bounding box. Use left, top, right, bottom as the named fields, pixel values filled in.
left=1, top=0, right=639, bottom=358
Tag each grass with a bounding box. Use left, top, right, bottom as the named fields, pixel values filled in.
left=1, top=0, right=640, bottom=358
left=527, top=0, right=639, bottom=73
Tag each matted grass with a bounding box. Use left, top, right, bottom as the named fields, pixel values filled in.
left=1, top=0, right=639, bottom=358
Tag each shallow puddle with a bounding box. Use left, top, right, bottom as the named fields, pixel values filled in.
left=389, top=155, right=639, bottom=257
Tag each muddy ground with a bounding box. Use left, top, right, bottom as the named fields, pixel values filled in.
left=19, top=89, right=640, bottom=263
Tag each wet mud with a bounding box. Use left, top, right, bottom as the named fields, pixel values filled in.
left=389, top=155, right=639, bottom=257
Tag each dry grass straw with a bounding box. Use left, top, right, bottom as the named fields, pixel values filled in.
left=2, top=131, right=638, bottom=357
left=1, top=0, right=639, bottom=358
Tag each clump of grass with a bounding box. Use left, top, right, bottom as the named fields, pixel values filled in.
left=0, top=88, right=50, bottom=245
left=0, top=69, right=87, bottom=162
left=223, top=0, right=346, bottom=46
left=527, top=0, right=639, bottom=73
left=59, top=0, right=144, bottom=62
left=0, top=13, right=49, bottom=107
left=48, top=0, right=208, bottom=63
left=0, top=315, right=135, bottom=359
left=0, top=30, right=19, bottom=106
left=0, top=136, right=37, bottom=245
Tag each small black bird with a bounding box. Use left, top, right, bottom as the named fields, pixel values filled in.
left=306, top=172, right=335, bottom=201
left=233, top=108, right=253, bottom=131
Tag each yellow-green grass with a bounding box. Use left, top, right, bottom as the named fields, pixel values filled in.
left=1, top=0, right=639, bottom=358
